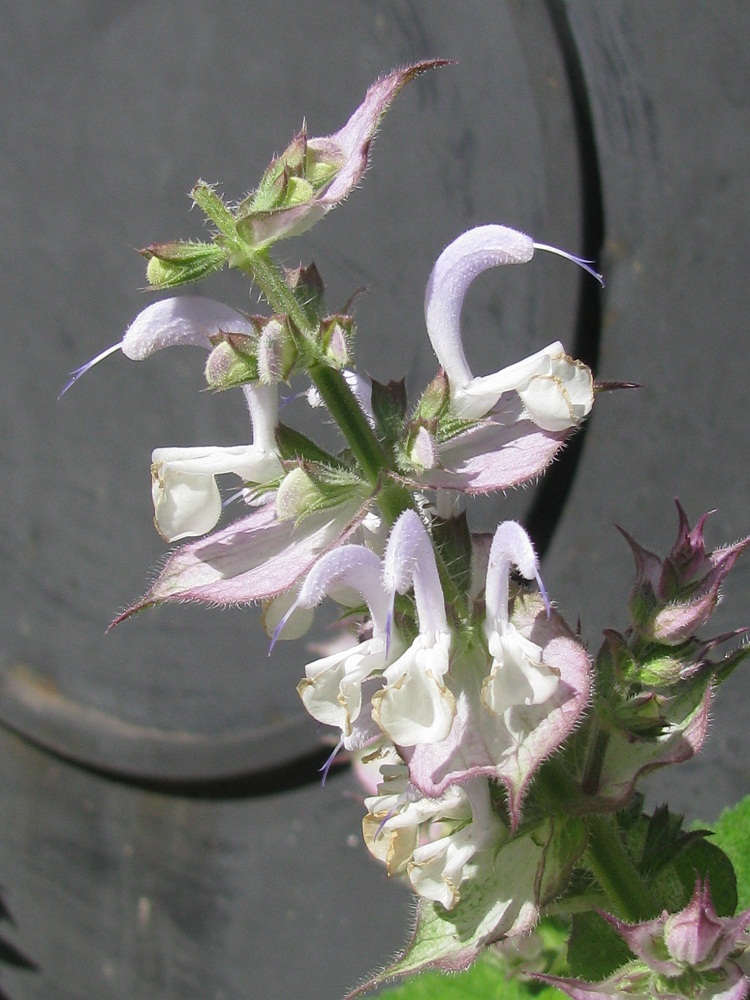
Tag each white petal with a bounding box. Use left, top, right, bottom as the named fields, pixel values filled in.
left=482, top=628, right=559, bottom=715
left=151, top=444, right=283, bottom=542
left=151, top=464, right=222, bottom=542
left=121, top=296, right=254, bottom=360
left=451, top=343, right=563, bottom=421
left=425, top=225, right=535, bottom=389
left=517, top=355, right=594, bottom=432
left=374, top=641, right=455, bottom=746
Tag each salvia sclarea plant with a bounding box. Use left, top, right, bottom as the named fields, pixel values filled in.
left=65, top=61, right=750, bottom=1000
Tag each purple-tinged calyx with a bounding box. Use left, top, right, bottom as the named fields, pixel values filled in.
left=621, top=500, right=750, bottom=645
left=234, top=61, right=450, bottom=247
left=535, top=879, right=750, bottom=1000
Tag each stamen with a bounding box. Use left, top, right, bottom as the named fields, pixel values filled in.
left=533, top=243, right=605, bottom=287
left=375, top=807, right=396, bottom=840
left=222, top=488, right=248, bottom=508
left=58, top=342, right=123, bottom=398
left=268, top=602, right=298, bottom=655
left=534, top=567, right=552, bottom=619
left=320, top=738, right=345, bottom=785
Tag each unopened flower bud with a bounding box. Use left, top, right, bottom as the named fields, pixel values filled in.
left=406, top=425, right=439, bottom=471
left=620, top=502, right=750, bottom=646
left=141, top=241, right=226, bottom=289
left=413, top=370, right=451, bottom=425
left=257, top=317, right=297, bottom=383
left=320, top=316, right=353, bottom=369
left=204, top=334, right=258, bottom=389
left=275, top=465, right=367, bottom=523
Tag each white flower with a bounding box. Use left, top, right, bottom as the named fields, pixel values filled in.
left=279, top=545, right=403, bottom=748
left=424, top=225, right=600, bottom=428
left=481, top=521, right=560, bottom=722
left=61, top=296, right=286, bottom=541
left=371, top=510, right=456, bottom=746
left=151, top=382, right=284, bottom=541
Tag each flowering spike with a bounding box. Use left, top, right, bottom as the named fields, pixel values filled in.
left=150, top=382, right=284, bottom=542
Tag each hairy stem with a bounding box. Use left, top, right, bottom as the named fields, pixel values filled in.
left=585, top=814, right=659, bottom=921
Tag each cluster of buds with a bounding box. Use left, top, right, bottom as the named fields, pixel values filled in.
left=537, top=880, right=750, bottom=999
left=65, top=62, right=750, bottom=998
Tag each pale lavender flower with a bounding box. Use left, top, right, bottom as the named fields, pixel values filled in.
left=424, top=225, right=600, bottom=426
left=404, top=521, right=591, bottom=827
left=413, top=225, right=600, bottom=495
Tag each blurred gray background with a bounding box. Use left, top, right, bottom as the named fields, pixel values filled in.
left=1, top=3, right=749, bottom=998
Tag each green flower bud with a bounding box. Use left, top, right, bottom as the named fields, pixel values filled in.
left=320, top=315, right=353, bottom=369
left=275, top=464, right=367, bottom=523
left=141, top=241, right=227, bottom=289
left=205, top=333, right=258, bottom=389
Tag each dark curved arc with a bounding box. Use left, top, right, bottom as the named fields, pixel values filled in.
left=0, top=660, right=322, bottom=791
left=524, top=0, right=606, bottom=560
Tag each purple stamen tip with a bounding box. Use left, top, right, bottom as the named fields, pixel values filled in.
left=222, top=488, right=247, bottom=509
left=533, top=242, right=605, bottom=288
left=385, top=606, right=394, bottom=656
left=269, top=605, right=295, bottom=656
left=58, top=342, right=123, bottom=399
left=319, top=738, right=344, bottom=786
left=535, top=567, right=552, bottom=618
left=375, top=807, right=396, bottom=840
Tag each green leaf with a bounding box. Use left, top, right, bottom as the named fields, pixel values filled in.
left=375, top=952, right=564, bottom=999
left=657, top=837, right=736, bottom=916
left=703, top=795, right=750, bottom=911
left=567, top=911, right=632, bottom=981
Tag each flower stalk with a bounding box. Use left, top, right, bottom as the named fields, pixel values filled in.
left=64, top=61, right=750, bottom=1000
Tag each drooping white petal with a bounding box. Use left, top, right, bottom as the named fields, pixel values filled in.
left=151, top=443, right=283, bottom=542
left=373, top=632, right=455, bottom=746
left=150, top=383, right=283, bottom=542
left=121, top=296, right=254, bottom=360
left=298, top=635, right=391, bottom=737
left=482, top=628, right=559, bottom=716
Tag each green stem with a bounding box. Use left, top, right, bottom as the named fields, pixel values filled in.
left=581, top=720, right=610, bottom=795
left=234, top=247, right=399, bottom=492
left=237, top=248, right=316, bottom=339
left=535, top=758, right=659, bottom=921
left=308, top=363, right=390, bottom=487
left=585, top=814, right=659, bottom=921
